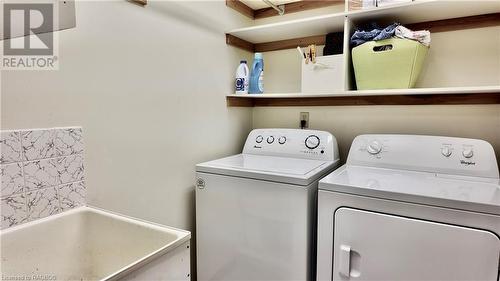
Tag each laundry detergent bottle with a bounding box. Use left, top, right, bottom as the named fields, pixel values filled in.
left=235, top=60, right=249, bottom=94
left=249, top=53, right=264, bottom=94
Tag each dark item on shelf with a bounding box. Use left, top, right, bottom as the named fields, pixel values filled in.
left=350, top=22, right=399, bottom=47
left=323, top=32, right=344, bottom=56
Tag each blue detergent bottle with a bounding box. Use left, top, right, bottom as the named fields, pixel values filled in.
left=249, top=53, right=264, bottom=94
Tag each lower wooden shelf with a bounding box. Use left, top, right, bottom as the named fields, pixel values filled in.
left=226, top=86, right=500, bottom=107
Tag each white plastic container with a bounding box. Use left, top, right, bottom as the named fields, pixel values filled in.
left=235, top=60, right=249, bottom=94
left=348, top=0, right=376, bottom=11
left=377, top=0, right=413, bottom=7
left=301, top=54, right=345, bottom=94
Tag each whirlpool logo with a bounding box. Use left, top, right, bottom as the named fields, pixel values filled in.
left=460, top=160, right=476, bottom=166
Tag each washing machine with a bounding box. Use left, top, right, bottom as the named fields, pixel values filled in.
left=196, top=129, right=340, bottom=281
left=317, top=134, right=500, bottom=281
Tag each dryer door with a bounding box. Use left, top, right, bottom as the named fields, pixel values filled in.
left=333, top=208, right=500, bottom=281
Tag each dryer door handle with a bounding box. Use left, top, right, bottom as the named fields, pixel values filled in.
left=339, top=245, right=351, bottom=277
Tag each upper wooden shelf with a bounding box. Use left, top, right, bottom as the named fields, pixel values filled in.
left=228, top=12, right=345, bottom=43
left=226, top=86, right=500, bottom=107
left=347, top=0, right=500, bottom=24
left=227, top=0, right=343, bottom=19
left=226, top=0, right=500, bottom=52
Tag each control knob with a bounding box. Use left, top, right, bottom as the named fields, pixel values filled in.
left=305, top=135, right=320, bottom=149
left=367, top=141, right=382, bottom=155
left=278, top=136, right=286, bottom=145
left=255, top=135, right=263, bottom=143
left=267, top=136, right=275, bottom=144
left=462, top=148, right=474, bottom=158
left=441, top=147, right=452, bottom=157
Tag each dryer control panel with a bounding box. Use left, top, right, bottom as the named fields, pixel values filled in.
left=243, top=129, right=339, bottom=162
left=347, top=134, right=499, bottom=179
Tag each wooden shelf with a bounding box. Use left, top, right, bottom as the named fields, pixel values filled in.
left=227, top=0, right=343, bottom=19
left=347, top=0, right=500, bottom=24
left=225, top=2, right=500, bottom=106
left=226, top=86, right=500, bottom=107
left=254, top=0, right=342, bottom=19
left=228, top=12, right=345, bottom=43
left=226, top=0, right=500, bottom=52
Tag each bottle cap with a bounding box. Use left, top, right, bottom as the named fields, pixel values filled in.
left=254, top=53, right=263, bottom=60
left=240, top=60, right=247, bottom=64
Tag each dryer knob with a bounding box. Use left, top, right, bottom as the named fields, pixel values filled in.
left=462, top=148, right=474, bottom=158
left=441, top=147, right=452, bottom=157
left=367, top=141, right=382, bottom=155
left=267, top=136, right=275, bottom=144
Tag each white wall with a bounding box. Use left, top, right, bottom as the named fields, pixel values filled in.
left=253, top=105, right=500, bottom=165
left=1, top=0, right=253, bottom=234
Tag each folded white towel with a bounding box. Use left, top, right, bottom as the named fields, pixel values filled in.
left=395, top=25, right=431, bottom=47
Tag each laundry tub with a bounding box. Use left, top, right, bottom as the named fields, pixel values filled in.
left=0, top=206, right=191, bottom=281
left=352, top=38, right=429, bottom=89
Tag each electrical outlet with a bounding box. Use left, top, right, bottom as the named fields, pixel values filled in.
left=300, top=112, right=309, bottom=129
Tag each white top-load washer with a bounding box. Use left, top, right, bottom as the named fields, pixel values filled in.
left=196, top=129, right=340, bottom=281
left=317, top=134, right=500, bottom=281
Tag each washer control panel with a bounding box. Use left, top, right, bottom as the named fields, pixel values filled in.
left=347, top=134, right=499, bottom=179
left=243, top=129, right=339, bottom=161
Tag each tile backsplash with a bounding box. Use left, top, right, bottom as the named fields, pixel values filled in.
left=1, top=127, right=85, bottom=229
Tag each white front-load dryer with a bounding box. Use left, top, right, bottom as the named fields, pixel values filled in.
left=196, top=129, right=340, bottom=281
left=317, top=134, right=500, bottom=281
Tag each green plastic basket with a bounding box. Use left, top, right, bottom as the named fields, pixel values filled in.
left=352, top=38, right=429, bottom=90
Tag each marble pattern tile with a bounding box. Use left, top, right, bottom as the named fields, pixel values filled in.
left=59, top=181, right=85, bottom=210
left=56, top=154, right=85, bottom=184
left=26, top=187, right=60, bottom=221
left=1, top=131, right=22, bottom=164
left=23, top=159, right=59, bottom=191
left=0, top=127, right=86, bottom=229
left=1, top=193, right=27, bottom=229
left=1, top=163, right=24, bottom=197
left=21, top=129, right=57, bottom=161
left=55, top=127, right=84, bottom=156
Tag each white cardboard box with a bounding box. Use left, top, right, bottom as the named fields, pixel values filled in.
left=377, top=0, right=413, bottom=7
left=301, top=54, right=345, bottom=94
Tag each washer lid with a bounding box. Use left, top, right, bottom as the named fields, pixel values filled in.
left=196, top=154, right=338, bottom=186
left=319, top=165, right=500, bottom=215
